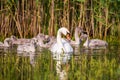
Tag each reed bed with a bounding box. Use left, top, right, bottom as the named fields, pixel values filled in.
left=0, top=0, right=120, bottom=42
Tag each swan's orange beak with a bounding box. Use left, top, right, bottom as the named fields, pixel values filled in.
left=66, top=33, right=71, bottom=41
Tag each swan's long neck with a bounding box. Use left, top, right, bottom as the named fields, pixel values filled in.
left=86, top=37, right=89, bottom=47
left=57, top=31, right=66, bottom=52
left=57, top=31, right=62, bottom=44
left=84, top=37, right=89, bottom=48
left=75, top=29, right=80, bottom=44
left=4, top=38, right=10, bottom=47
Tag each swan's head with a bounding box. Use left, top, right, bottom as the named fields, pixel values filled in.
left=59, top=27, right=70, bottom=35
left=59, top=27, right=71, bottom=40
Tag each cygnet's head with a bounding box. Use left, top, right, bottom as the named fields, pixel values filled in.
left=43, top=35, right=50, bottom=44
left=80, top=31, right=88, bottom=40
left=31, top=38, right=38, bottom=45
left=10, top=35, right=18, bottom=41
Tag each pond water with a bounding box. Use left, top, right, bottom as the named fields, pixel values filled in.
left=0, top=44, right=120, bottom=80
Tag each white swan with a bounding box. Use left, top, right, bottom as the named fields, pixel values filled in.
left=50, top=27, right=73, bottom=53
left=81, top=33, right=108, bottom=49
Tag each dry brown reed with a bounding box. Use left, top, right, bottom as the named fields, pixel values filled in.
left=0, top=0, right=119, bottom=40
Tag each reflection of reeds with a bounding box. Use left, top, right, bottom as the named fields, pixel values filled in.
left=0, top=0, right=119, bottom=41
left=69, top=54, right=120, bottom=80
left=0, top=49, right=119, bottom=80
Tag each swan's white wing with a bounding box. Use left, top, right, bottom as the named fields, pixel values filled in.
left=50, top=42, right=63, bottom=53
left=50, top=38, right=73, bottom=53
left=62, top=39, right=73, bottom=53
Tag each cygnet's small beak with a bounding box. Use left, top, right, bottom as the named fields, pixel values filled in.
left=66, top=33, right=71, bottom=41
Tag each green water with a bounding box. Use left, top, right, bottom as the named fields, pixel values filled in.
left=0, top=44, right=120, bottom=80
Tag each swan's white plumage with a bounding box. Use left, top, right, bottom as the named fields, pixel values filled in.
left=50, top=27, right=73, bottom=53
left=51, top=38, right=73, bottom=53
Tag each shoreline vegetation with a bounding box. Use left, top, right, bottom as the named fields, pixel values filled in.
left=0, top=0, right=120, bottom=43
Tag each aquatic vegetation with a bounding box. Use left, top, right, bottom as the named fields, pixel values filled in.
left=0, top=45, right=120, bottom=80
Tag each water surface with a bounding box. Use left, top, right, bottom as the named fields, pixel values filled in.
left=0, top=44, right=120, bottom=80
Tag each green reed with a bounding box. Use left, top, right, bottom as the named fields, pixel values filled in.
left=68, top=53, right=119, bottom=80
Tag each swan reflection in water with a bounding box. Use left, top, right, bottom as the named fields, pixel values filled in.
left=17, top=51, right=36, bottom=67
left=52, top=52, right=72, bottom=80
